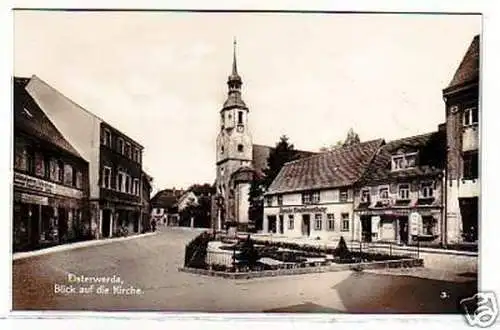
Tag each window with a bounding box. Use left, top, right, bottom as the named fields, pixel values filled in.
left=134, top=148, right=140, bottom=162
left=421, top=182, right=434, bottom=198
left=463, top=107, right=478, bottom=127
left=102, top=129, right=112, bottom=146
left=221, top=113, right=225, bottom=128
left=117, top=138, right=124, bottom=154
left=102, top=167, right=111, bottom=189
left=312, top=191, right=320, bottom=204
left=125, top=175, right=130, bottom=194
left=238, top=111, right=243, bottom=125
left=221, top=146, right=224, bottom=154
left=422, top=216, right=436, bottom=235
left=302, top=192, right=311, bottom=205
left=463, top=151, right=479, bottom=180
left=76, top=171, right=83, bottom=189
left=392, top=153, right=417, bottom=171
left=379, top=187, right=389, bottom=199
left=34, top=152, right=45, bottom=177
left=49, top=159, right=59, bottom=181
left=220, top=167, right=224, bottom=175
left=314, top=214, right=323, bottom=230
left=237, top=144, right=244, bottom=152
left=277, top=195, right=283, bottom=206
left=288, top=215, right=294, bottom=230
left=134, top=179, right=140, bottom=196
left=125, top=142, right=131, bottom=158
left=327, top=214, right=335, bottom=231
left=26, top=147, right=35, bottom=174
left=57, top=160, right=64, bottom=182
left=265, top=196, right=273, bottom=207
left=398, top=184, right=410, bottom=200
left=339, top=188, right=348, bottom=202
left=14, top=142, right=27, bottom=171
left=117, top=172, right=124, bottom=192
left=361, top=189, right=371, bottom=203
left=341, top=213, right=350, bottom=231
left=62, top=164, right=72, bottom=186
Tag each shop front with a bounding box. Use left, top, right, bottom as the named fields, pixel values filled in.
left=13, top=172, right=86, bottom=252
left=99, top=201, right=142, bottom=237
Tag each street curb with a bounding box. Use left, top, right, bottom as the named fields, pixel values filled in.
left=12, top=232, right=158, bottom=261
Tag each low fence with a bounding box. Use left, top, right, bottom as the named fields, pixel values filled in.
left=206, top=249, right=234, bottom=267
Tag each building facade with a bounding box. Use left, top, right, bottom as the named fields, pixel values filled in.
left=263, top=139, right=383, bottom=241
left=23, top=75, right=149, bottom=239
left=354, top=131, right=446, bottom=246
left=13, top=77, right=90, bottom=252
left=150, top=188, right=184, bottom=226
left=442, top=35, right=480, bottom=245
left=141, top=171, right=153, bottom=232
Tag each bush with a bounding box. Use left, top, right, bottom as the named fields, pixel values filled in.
left=235, top=234, right=260, bottom=267
left=334, top=236, right=351, bottom=260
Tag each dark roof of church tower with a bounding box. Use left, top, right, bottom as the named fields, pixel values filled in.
left=445, top=34, right=480, bottom=91
left=222, top=39, right=247, bottom=110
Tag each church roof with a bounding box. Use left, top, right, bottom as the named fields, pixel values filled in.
left=223, top=92, right=247, bottom=110
left=266, top=139, right=384, bottom=195
left=445, top=35, right=480, bottom=93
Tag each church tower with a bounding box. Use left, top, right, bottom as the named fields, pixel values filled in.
left=215, top=39, right=253, bottom=227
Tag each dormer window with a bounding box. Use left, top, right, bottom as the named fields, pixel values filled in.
left=463, top=107, right=478, bottom=127
left=392, top=152, right=417, bottom=171
left=361, top=189, right=371, bottom=203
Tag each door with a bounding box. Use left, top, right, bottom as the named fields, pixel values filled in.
left=102, top=209, right=111, bottom=238
left=399, top=216, right=409, bottom=244
left=268, top=215, right=277, bottom=233
left=302, top=214, right=311, bottom=237
left=279, top=215, right=284, bottom=234
left=361, top=216, right=372, bottom=242
left=58, top=207, right=68, bottom=242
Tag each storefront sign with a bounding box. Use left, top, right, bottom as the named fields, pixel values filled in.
left=20, top=193, right=49, bottom=205
left=14, top=172, right=83, bottom=199
left=278, top=206, right=328, bottom=214
left=409, top=212, right=422, bottom=236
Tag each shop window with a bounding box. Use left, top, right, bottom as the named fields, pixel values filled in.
left=463, top=151, right=479, bottom=180
left=64, top=164, right=73, bottom=186
left=288, top=214, right=294, bottom=230
left=327, top=213, right=335, bottom=231
left=341, top=213, right=350, bottom=231
left=422, top=216, right=436, bottom=236
left=463, top=107, right=478, bottom=127
left=314, top=214, right=323, bottom=230
left=339, top=188, right=348, bottom=202
left=277, top=195, right=283, bottom=206
left=421, top=182, right=434, bottom=198
left=398, top=184, right=410, bottom=200
left=57, top=160, right=64, bottom=182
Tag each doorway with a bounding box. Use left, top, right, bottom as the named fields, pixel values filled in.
left=459, top=197, right=478, bottom=242
left=58, top=207, right=68, bottom=242
left=102, top=209, right=111, bottom=238
left=267, top=215, right=277, bottom=233
left=399, top=216, right=409, bottom=245
left=302, top=214, right=311, bottom=237
left=29, top=204, right=41, bottom=249
left=360, top=215, right=372, bottom=242
left=279, top=215, right=284, bottom=234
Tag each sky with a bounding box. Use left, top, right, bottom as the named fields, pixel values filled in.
left=13, top=11, right=481, bottom=193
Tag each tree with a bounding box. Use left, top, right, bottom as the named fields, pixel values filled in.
left=262, top=135, right=299, bottom=189
left=181, top=183, right=215, bottom=228
left=343, top=128, right=361, bottom=146
left=248, top=176, right=264, bottom=230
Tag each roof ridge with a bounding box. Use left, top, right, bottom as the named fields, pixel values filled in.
left=385, top=131, right=438, bottom=145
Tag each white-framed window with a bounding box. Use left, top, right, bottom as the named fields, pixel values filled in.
left=327, top=213, right=335, bottom=231
left=421, top=182, right=434, bottom=198
left=398, top=184, right=410, bottom=200
left=379, top=187, right=389, bottom=199
left=277, top=195, right=283, bottom=206
left=392, top=152, right=417, bottom=171
left=463, top=107, right=478, bottom=127
left=133, top=178, right=140, bottom=196
left=125, top=142, right=131, bottom=159
left=302, top=192, right=311, bottom=205
left=312, top=191, right=320, bottom=204
left=339, top=188, right=349, bottom=202
left=117, top=171, right=125, bottom=192
left=361, top=189, right=371, bottom=203
left=265, top=196, right=273, bottom=207
left=125, top=175, right=131, bottom=194
left=117, top=138, right=124, bottom=155
left=288, top=214, right=294, bottom=230
left=341, top=213, right=350, bottom=231
left=102, top=166, right=112, bottom=189
left=314, top=214, right=323, bottom=230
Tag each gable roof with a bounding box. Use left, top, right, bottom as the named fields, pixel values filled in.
left=359, top=131, right=446, bottom=185
left=266, top=139, right=384, bottom=195
left=445, top=35, right=480, bottom=91
left=13, top=77, right=83, bottom=160
left=150, top=188, right=184, bottom=209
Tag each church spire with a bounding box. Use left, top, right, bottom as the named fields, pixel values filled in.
left=223, top=38, right=247, bottom=110
left=232, top=37, right=238, bottom=77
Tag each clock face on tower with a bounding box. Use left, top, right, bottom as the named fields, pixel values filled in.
left=237, top=125, right=244, bottom=133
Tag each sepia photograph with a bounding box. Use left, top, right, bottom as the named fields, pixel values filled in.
left=11, top=8, right=484, bottom=318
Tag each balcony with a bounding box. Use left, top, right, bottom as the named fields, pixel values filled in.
left=458, top=178, right=480, bottom=198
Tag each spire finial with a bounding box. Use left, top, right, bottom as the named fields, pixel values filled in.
left=232, top=37, right=238, bottom=76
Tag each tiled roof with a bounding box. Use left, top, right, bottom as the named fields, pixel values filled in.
left=223, top=91, right=247, bottom=110
left=252, top=144, right=317, bottom=177
left=150, top=188, right=184, bottom=209
left=446, top=35, right=480, bottom=90
left=359, top=131, right=446, bottom=185
left=13, top=77, right=83, bottom=160
left=266, top=139, right=384, bottom=194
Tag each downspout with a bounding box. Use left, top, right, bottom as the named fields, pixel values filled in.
left=442, top=171, right=448, bottom=248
